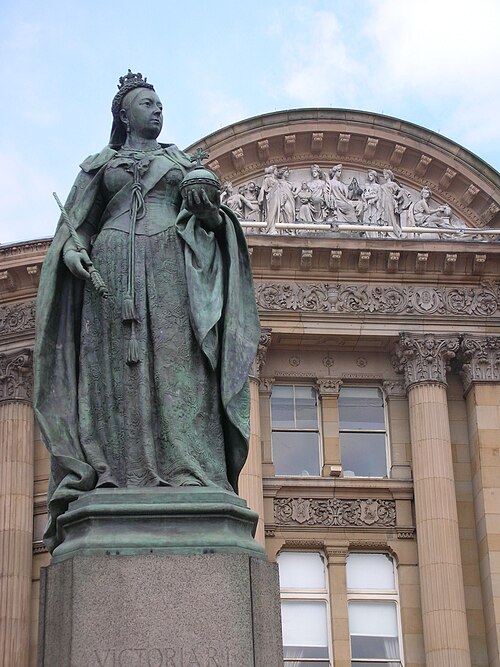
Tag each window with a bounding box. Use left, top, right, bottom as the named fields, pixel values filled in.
left=278, top=552, right=331, bottom=666
left=347, top=553, right=403, bottom=666
left=339, top=386, right=388, bottom=477
left=271, top=385, right=321, bottom=476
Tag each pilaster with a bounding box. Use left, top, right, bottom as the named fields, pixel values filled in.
left=316, top=379, right=342, bottom=477
left=240, top=329, right=272, bottom=546
left=461, top=335, right=500, bottom=667
left=394, top=334, right=471, bottom=666
left=325, top=542, right=350, bottom=667
left=0, top=349, right=34, bottom=667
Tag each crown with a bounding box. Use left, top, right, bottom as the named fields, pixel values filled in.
left=117, top=69, right=148, bottom=90
left=111, top=70, right=155, bottom=119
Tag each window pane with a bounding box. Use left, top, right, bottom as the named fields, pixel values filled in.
left=278, top=552, right=326, bottom=590
left=273, top=431, right=320, bottom=476
left=347, top=554, right=395, bottom=591
left=340, top=386, right=382, bottom=402
left=340, top=432, right=387, bottom=477
left=339, top=404, right=385, bottom=430
left=352, top=662, right=401, bottom=666
left=339, top=387, right=385, bottom=430
left=282, top=600, right=329, bottom=658
left=295, top=386, right=318, bottom=428
left=272, top=385, right=295, bottom=428
left=349, top=601, right=399, bottom=660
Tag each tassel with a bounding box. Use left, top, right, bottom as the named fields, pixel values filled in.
left=122, top=295, right=137, bottom=322
left=126, top=324, right=140, bottom=365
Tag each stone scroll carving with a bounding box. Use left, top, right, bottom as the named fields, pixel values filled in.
left=0, top=301, right=36, bottom=337
left=393, top=334, right=459, bottom=388
left=223, top=164, right=486, bottom=240
left=255, top=281, right=500, bottom=318
left=460, top=335, right=500, bottom=392
left=274, top=497, right=396, bottom=527
left=250, top=328, right=272, bottom=378
left=0, top=349, right=33, bottom=403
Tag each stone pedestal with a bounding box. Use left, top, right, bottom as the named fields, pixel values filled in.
left=38, top=488, right=284, bottom=666
left=39, top=553, right=283, bottom=667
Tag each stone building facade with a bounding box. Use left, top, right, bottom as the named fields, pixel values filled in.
left=1, top=108, right=500, bottom=666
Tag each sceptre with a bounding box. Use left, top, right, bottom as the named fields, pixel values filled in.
left=53, top=192, right=109, bottom=298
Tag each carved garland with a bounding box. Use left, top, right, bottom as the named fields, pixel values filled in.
left=274, top=497, right=396, bottom=528
left=255, top=281, right=500, bottom=317
left=0, top=301, right=36, bottom=336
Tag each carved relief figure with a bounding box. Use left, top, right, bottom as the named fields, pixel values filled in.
left=295, top=182, right=314, bottom=222
left=361, top=170, right=382, bottom=225
left=408, top=186, right=453, bottom=228
left=243, top=181, right=261, bottom=221
left=379, top=169, right=407, bottom=236
left=221, top=181, right=258, bottom=219
left=306, top=164, right=328, bottom=222
left=34, top=71, right=260, bottom=552
left=327, top=164, right=361, bottom=223
left=276, top=166, right=296, bottom=227
left=258, top=165, right=280, bottom=233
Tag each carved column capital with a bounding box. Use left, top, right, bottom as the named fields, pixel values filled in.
left=382, top=380, right=406, bottom=398
left=324, top=541, right=349, bottom=564
left=393, top=334, right=459, bottom=390
left=250, top=328, right=272, bottom=379
left=259, top=377, right=275, bottom=396
left=0, top=349, right=33, bottom=404
left=460, top=335, right=500, bottom=393
left=316, top=378, right=342, bottom=397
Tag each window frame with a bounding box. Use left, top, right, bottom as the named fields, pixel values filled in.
left=338, top=384, right=390, bottom=479
left=278, top=550, right=334, bottom=666
left=346, top=552, right=405, bottom=666
left=271, top=383, right=323, bottom=477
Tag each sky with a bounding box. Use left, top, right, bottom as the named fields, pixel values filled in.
left=0, top=0, right=499, bottom=244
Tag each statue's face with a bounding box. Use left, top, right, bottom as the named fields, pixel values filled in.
left=121, top=89, right=163, bottom=139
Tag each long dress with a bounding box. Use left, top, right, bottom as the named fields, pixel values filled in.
left=34, top=145, right=260, bottom=552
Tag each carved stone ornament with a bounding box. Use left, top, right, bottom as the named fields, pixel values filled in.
left=250, top=327, right=272, bottom=378
left=0, top=349, right=33, bottom=403
left=274, top=497, right=396, bottom=528
left=259, top=377, right=275, bottom=394
left=0, top=301, right=36, bottom=336
left=393, top=334, right=459, bottom=388
left=316, top=378, right=342, bottom=396
left=227, top=163, right=498, bottom=241
left=460, top=335, right=500, bottom=392
left=255, top=281, right=500, bottom=318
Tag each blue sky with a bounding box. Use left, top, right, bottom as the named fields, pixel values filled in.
left=1, top=0, right=499, bottom=243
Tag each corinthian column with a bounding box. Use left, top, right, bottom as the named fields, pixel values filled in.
left=394, top=334, right=471, bottom=666
left=461, top=335, right=500, bottom=666
left=239, top=329, right=271, bottom=546
left=0, top=349, right=34, bottom=667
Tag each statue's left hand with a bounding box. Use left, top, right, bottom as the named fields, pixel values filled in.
left=184, top=186, right=223, bottom=232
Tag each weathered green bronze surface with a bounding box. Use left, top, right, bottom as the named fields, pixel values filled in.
left=50, top=487, right=266, bottom=562
left=34, top=71, right=260, bottom=553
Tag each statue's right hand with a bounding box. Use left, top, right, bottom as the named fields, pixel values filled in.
left=63, top=248, right=91, bottom=280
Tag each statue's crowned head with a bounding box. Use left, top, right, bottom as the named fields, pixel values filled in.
left=109, top=70, right=156, bottom=148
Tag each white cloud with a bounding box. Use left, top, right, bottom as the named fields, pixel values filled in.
left=280, top=10, right=362, bottom=106
left=276, top=0, right=500, bottom=166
